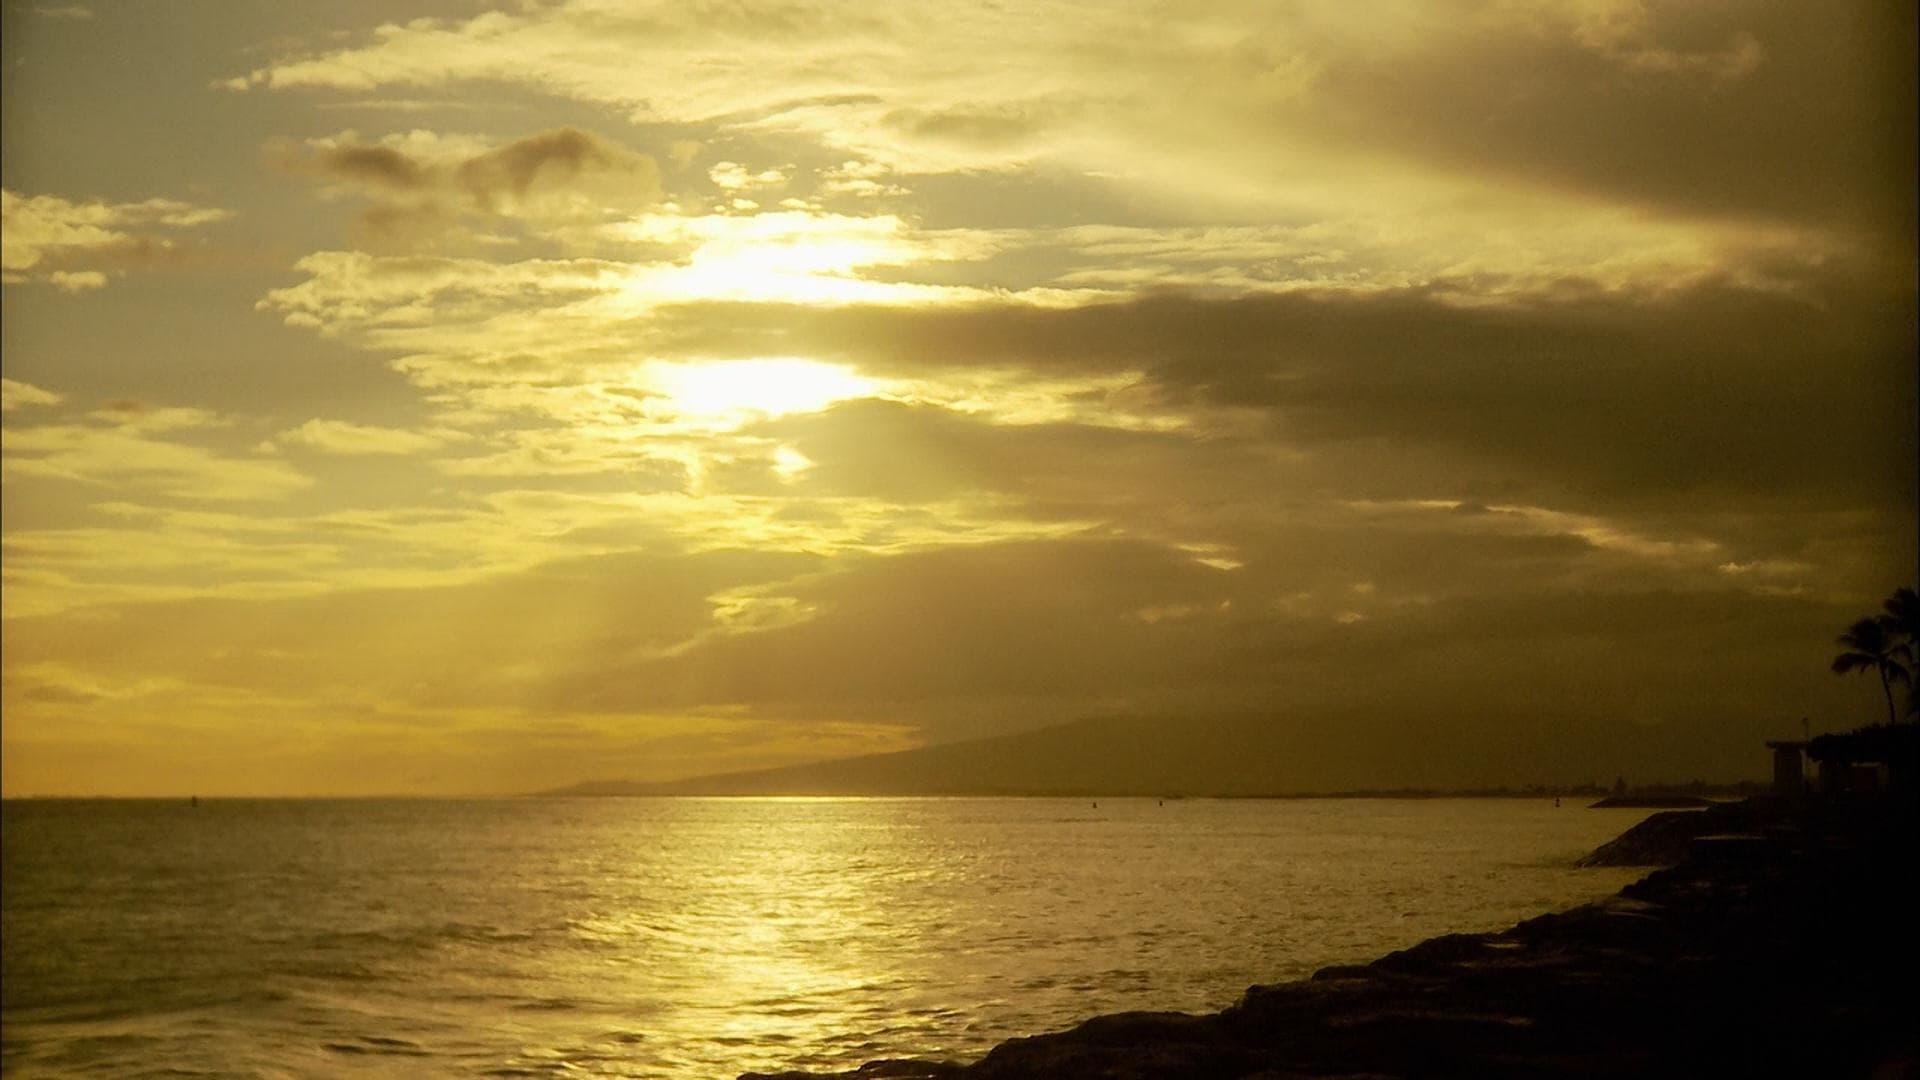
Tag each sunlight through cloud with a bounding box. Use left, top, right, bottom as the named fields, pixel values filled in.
left=644, top=358, right=878, bottom=429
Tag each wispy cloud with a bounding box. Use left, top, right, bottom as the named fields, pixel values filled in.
left=1, top=189, right=230, bottom=288
left=1, top=379, right=64, bottom=412
left=273, top=419, right=451, bottom=456
left=3, top=406, right=310, bottom=502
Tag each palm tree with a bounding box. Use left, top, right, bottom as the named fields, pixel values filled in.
left=1832, top=616, right=1910, bottom=726
left=1882, top=586, right=1920, bottom=716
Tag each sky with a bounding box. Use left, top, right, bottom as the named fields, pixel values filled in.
left=1, top=0, right=1914, bottom=797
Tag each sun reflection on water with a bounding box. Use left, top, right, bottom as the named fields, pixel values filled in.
left=0, top=797, right=1651, bottom=1078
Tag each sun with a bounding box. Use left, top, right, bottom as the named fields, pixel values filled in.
left=645, top=358, right=878, bottom=427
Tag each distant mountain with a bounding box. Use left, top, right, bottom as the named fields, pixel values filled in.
left=537, top=713, right=1430, bottom=797
left=535, top=704, right=1731, bottom=798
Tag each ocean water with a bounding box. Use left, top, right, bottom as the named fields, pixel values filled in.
left=1, top=797, right=1650, bottom=1078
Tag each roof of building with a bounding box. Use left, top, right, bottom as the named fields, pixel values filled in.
left=1806, top=724, right=1918, bottom=765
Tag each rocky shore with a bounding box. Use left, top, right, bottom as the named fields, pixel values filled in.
left=746, top=797, right=1917, bottom=1079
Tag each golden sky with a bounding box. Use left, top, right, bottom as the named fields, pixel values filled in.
left=2, top=0, right=1914, bottom=795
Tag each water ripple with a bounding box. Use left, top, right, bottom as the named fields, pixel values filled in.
left=2, top=797, right=1648, bottom=1078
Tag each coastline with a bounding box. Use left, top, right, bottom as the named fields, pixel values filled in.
left=746, top=796, right=1917, bottom=1079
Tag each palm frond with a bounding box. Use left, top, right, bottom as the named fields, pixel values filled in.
left=1832, top=652, right=1872, bottom=674
left=1836, top=617, right=1891, bottom=653
left=1884, top=586, right=1920, bottom=638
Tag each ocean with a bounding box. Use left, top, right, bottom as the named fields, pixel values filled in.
left=1, top=797, right=1650, bottom=1078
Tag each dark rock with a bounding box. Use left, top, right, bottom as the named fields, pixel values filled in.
left=1576, top=803, right=1750, bottom=866
left=742, top=1059, right=967, bottom=1080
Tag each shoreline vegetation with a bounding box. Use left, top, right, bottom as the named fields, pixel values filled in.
left=745, top=792, right=1918, bottom=1080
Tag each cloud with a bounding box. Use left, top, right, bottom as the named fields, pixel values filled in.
left=278, top=127, right=662, bottom=246
left=455, top=127, right=659, bottom=212
left=1, top=189, right=230, bottom=288
left=238, top=183, right=1908, bottom=713
left=8, top=0, right=1909, bottom=797
left=884, top=100, right=1067, bottom=152
left=254, top=183, right=1862, bottom=410
left=0, top=548, right=774, bottom=696
left=274, top=418, right=448, bottom=456
left=1, top=513, right=1884, bottom=718
left=309, top=144, right=431, bottom=191
left=734, top=397, right=1206, bottom=504
left=708, top=161, right=790, bottom=192
left=227, top=2, right=1913, bottom=252
left=1303, top=3, right=1914, bottom=245
left=217, top=3, right=1152, bottom=174
left=242, top=233, right=1909, bottom=662
left=0, top=526, right=1879, bottom=792
left=648, top=278, right=1916, bottom=512
left=256, top=249, right=628, bottom=343
left=86, top=401, right=229, bottom=434
left=252, top=210, right=1032, bottom=386
left=1, top=379, right=63, bottom=412
left=816, top=159, right=908, bottom=199
left=3, top=406, right=311, bottom=502
left=47, top=270, right=108, bottom=292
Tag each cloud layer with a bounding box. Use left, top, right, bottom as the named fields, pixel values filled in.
left=1, top=0, right=1912, bottom=795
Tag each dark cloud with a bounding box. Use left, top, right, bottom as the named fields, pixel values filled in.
left=653, top=276, right=1918, bottom=512
left=316, top=145, right=430, bottom=190
left=741, top=398, right=1246, bottom=505
left=278, top=126, right=662, bottom=244
left=527, top=537, right=1881, bottom=776
left=553, top=539, right=1259, bottom=713
left=11, top=679, right=105, bottom=705
left=3, top=515, right=1900, bottom=787
left=886, top=103, right=1058, bottom=148
left=1294, top=3, right=1917, bottom=250
left=453, top=127, right=655, bottom=210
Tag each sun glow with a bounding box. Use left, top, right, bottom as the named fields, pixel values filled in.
left=608, top=210, right=990, bottom=307
left=646, top=358, right=877, bottom=427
